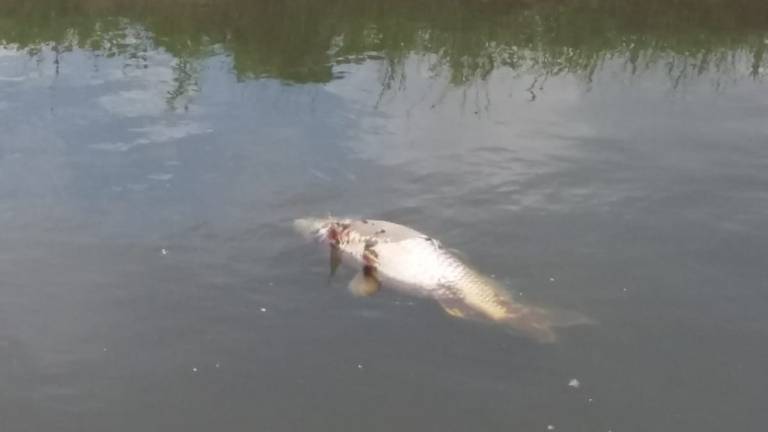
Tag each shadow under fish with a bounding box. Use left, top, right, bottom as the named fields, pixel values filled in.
left=294, top=216, right=593, bottom=342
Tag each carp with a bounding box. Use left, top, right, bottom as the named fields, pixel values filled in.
left=294, top=217, right=590, bottom=342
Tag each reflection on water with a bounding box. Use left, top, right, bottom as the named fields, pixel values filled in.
left=2, top=0, right=768, bottom=92
left=1, top=1, right=768, bottom=432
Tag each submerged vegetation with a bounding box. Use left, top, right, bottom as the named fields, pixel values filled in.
left=2, top=0, right=767, bottom=94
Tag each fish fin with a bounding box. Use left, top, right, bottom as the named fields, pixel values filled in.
left=329, top=245, right=341, bottom=278
left=348, top=267, right=380, bottom=297
left=540, top=306, right=596, bottom=328
left=498, top=304, right=595, bottom=343
left=499, top=305, right=560, bottom=343
left=349, top=239, right=380, bottom=296
left=436, top=295, right=483, bottom=321
left=436, top=295, right=558, bottom=342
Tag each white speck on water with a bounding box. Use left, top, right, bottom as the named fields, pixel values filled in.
left=268, top=282, right=274, bottom=286
left=192, top=367, right=198, bottom=373
left=126, top=183, right=148, bottom=192
left=309, top=169, right=331, bottom=182
left=547, top=425, right=555, bottom=431
left=357, top=364, right=364, bottom=369
left=490, top=274, right=496, bottom=279
left=90, top=141, right=136, bottom=152
left=161, top=248, right=168, bottom=255
left=568, top=378, right=581, bottom=388
left=549, top=277, right=556, bottom=282
left=147, top=173, right=173, bottom=181
left=260, top=307, right=267, bottom=312
left=215, top=362, right=220, bottom=368
left=623, top=288, right=628, bottom=292
left=103, top=348, right=108, bottom=352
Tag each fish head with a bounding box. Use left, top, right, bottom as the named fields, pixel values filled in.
left=293, top=216, right=348, bottom=243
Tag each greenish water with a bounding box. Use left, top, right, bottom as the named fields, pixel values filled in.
left=1, top=1, right=767, bottom=431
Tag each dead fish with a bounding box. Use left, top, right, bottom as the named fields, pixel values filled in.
left=294, top=216, right=591, bottom=342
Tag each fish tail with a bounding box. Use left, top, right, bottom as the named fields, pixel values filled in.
left=500, top=303, right=595, bottom=343
left=439, top=273, right=594, bottom=343
left=499, top=304, right=559, bottom=343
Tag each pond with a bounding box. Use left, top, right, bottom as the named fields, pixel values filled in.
left=1, top=0, right=767, bottom=431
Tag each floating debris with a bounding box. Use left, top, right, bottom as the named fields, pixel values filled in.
left=547, top=425, right=555, bottom=431
left=260, top=307, right=267, bottom=312
left=215, top=362, right=221, bottom=368
left=568, top=378, right=581, bottom=388
left=161, top=248, right=168, bottom=255
left=549, top=277, right=556, bottom=282
left=192, top=367, right=198, bottom=373
left=357, top=364, right=364, bottom=369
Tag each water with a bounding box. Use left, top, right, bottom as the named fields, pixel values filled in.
left=1, top=0, right=767, bottom=430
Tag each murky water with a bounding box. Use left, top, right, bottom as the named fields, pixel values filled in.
left=1, top=1, right=767, bottom=431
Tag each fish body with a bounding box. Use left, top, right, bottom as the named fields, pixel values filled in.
left=294, top=217, right=589, bottom=342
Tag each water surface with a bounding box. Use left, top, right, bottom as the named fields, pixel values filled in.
left=1, top=1, right=767, bottom=431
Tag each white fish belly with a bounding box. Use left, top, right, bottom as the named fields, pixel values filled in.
left=373, top=239, right=456, bottom=294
